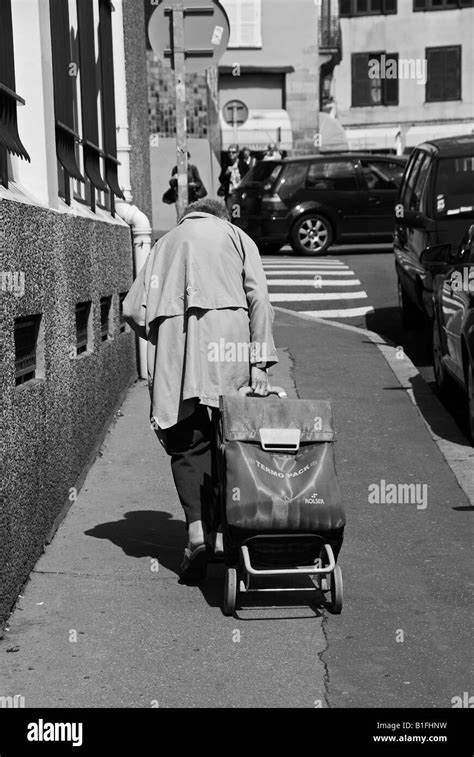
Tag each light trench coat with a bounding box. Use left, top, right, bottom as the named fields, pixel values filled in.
left=122, top=212, right=278, bottom=432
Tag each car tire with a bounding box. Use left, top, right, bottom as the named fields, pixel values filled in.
left=290, top=214, right=333, bottom=256
left=398, top=277, right=421, bottom=330
left=432, top=314, right=447, bottom=394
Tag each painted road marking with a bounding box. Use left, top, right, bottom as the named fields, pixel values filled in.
left=269, top=291, right=368, bottom=302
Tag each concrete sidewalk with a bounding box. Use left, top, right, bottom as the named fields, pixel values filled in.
left=0, top=312, right=472, bottom=708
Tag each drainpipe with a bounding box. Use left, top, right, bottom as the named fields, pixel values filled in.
left=112, top=0, right=151, bottom=379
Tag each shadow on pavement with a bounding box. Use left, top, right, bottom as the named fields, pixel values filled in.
left=84, top=510, right=186, bottom=574
left=85, top=511, right=330, bottom=617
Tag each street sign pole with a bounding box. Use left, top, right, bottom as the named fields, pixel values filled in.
left=171, top=3, right=188, bottom=217
left=232, top=104, right=238, bottom=147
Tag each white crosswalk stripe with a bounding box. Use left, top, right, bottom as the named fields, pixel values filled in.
left=266, top=279, right=362, bottom=287
left=262, top=256, right=374, bottom=319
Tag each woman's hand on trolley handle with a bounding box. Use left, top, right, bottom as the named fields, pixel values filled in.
left=250, top=365, right=269, bottom=396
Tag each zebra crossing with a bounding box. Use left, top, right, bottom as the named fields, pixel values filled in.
left=262, top=256, right=374, bottom=320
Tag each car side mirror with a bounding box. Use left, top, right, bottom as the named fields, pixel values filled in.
left=420, top=244, right=453, bottom=271
left=395, top=207, right=434, bottom=230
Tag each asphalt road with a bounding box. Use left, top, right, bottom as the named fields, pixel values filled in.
left=262, top=242, right=469, bottom=442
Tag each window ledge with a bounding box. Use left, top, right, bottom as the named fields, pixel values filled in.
left=0, top=182, right=48, bottom=209
left=71, top=349, right=94, bottom=361
left=55, top=197, right=128, bottom=226
left=15, top=377, right=46, bottom=393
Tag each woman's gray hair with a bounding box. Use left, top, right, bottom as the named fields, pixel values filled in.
left=181, top=198, right=231, bottom=222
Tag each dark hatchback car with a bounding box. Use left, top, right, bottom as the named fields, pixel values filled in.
left=394, top=135, right=474, bottom=327
left=423, top=224, right=474, bottom=444
left=230, top=153, right=407, bottom=255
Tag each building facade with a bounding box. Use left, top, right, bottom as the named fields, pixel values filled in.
left=0, top=0, right=152, bottom=632
left=218, top=0, right=342, bottom=154
left=335, top=0, right=474, bottom=153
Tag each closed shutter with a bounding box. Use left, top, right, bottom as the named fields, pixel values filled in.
left=77, top=0, right=108, bottom=192
left=99, top=0, right=124, bottom=199
left=384, top=53, right=399, bottom=105
left=445, top=47, right=461, bottom=100
left=352, top=53, right=371, bottom=106
left=0, top=0, right=30, bottom=170
left=49, top=0, right=83, bottom=183
left=427, top=46, right=461, bottom=101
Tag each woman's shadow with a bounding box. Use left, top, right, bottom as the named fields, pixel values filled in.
left=84, top=510, right=186, bottom=574
left=84, top=510, right=224, bottom=607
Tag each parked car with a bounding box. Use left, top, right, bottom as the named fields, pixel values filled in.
left=230, top=153, right=407, bottom=255
left=394, top=135, right=474, bottom=328
left=422, top=224, right=474, bottom=444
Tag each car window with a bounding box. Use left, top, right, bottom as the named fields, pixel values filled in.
left=306, top=161, right=358, bottom=191
left=433, top=155, right=474, bottom=218
left=360, top=160, right=404, bottom=190
left=403, top=151, right=427, bottom=210
left=409, top=153, right=432, bottom=212
left=277, top=163, right=309, bottom=200
left=239, top=161, right=282, bottom=188
left=420, top=163, right=434, bottom=217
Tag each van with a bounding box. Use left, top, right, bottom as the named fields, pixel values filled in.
left=394, top=135, right=474, bottom=326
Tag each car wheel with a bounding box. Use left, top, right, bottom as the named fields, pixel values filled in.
left=398, top=277, right=421, bottom=329
left=290, top=214, right=333, bottom=256
left=432, top=314, right=447, bottom=393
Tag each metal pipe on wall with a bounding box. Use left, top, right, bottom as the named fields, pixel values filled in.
left=111, top=0, right=151, bottom=379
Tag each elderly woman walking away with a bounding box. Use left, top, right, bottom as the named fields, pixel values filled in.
left=122, top=199, right=278, bottom=584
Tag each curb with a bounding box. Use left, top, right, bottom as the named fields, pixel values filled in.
left=274, top=307, right=474, bottom=506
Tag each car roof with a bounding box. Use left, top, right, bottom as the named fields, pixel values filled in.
left=414, top=135, right=474, bottom=157
left=276, top=153, right=407, bottom=164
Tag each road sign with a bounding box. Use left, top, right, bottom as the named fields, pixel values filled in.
left=222, top=99, right=249, bottom=149
left=148, top=0, right=230, bottom=75
left=222, top=100, right=249, bottom=127
left=148, top=1, right=230, bottom=217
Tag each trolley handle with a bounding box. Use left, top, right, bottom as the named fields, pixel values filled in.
left=239, top=385, right=287, bottom=399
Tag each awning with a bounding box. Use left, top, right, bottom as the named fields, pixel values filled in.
left=345, top=126, right=400, bottom=152
left=405, top=122, right=474, bottom=147
left=319, top=112, right=349, bottom=152
left=220, top=109, right=293, bottom=151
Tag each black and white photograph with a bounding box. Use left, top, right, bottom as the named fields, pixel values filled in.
left=0, top=0, right=473, bottom=749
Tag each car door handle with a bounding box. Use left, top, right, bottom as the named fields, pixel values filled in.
left=368, top=197, right=381, bottom=206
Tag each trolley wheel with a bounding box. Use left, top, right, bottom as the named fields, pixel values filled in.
left=223, top=567, right=237, bottom=616
left=328, top=565, right=343, bottom=614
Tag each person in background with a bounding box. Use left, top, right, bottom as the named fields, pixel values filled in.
left=122, top=199, right=278, bottom=584
left=263, top=142, right=282, bottom=161
left=218, top=144, right=241, bottom=207
left=239, top=146, right=256, bottom=178
left=168, top=152, right=206, bottom=220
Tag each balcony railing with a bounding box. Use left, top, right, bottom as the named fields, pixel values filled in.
left=319, top=16, right=341, bottom=52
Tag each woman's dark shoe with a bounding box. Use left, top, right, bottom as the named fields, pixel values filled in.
left=178, top=543, right=209, bottom=584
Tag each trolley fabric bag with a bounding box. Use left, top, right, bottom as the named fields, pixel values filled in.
left=217, top=395, right=345, bottom=561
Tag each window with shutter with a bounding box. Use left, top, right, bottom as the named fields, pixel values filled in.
left=340, top=0, right=397, bottom=14
left=414, top=0, right=473, bottom=9
left=77, top=0, right=108, bottom=201
left=384, top=53, right=399, bottom=105
left=0, top=0, right=30, bottom=188
left=426, top=46, right=461, bottom=101
left=221, top=0, right=262, bottom=48
left=49, top=0, right=84, bottom=203
left=351, top=54, right=372, bottom=106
